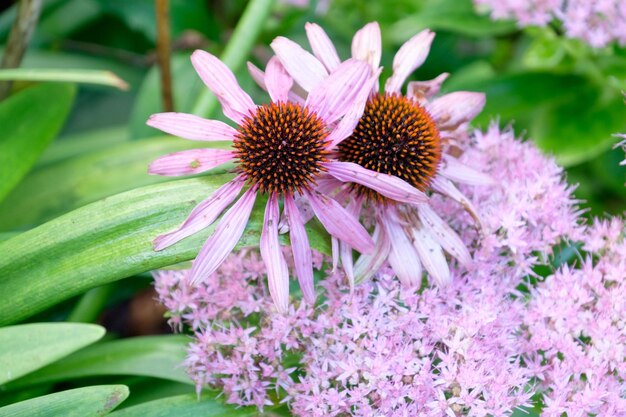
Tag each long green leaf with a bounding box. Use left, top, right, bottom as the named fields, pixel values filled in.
left=0, top=178, right=330, bottom=325
left=0, top=68, right=128, bottom=90
left=109, top=394, right=256, bottom=417
left=0, top=385, right=128, bottom=417
left=0, top=83, right=75, bottom=203
left=0, top=323, right=104, bottom=384
left=9, top=335, right=191, bottom=389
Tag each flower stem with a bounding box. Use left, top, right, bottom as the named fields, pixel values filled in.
left=192, top=0, right=276, bottom=117
left=156, top=0, right=175, bottom=112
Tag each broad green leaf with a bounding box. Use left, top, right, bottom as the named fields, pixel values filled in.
left=0, top=68, right=128, bottom=89
left=109, top=394, right=257, bottom=417
left=0, top=136, right=209, bottom=230
left=0, top=323, right=104, bottom=384
left=10, top=336, right=191, bottom=389
left=0, top=178, right=331, bottom=325
left=113, top=381, right=193, bottom=409
left=0, top=83, right=75, bottom=203
left=0, top=385, right=128, bottom=417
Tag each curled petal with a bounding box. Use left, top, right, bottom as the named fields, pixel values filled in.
left=440, top=155, right=495, bottom=186
left=261, top=194, right=290, bottom=313
left=354, top=223, right=390, bottom=284
left=148, top=149, right=235, bottom=176
left=147, top=113, right=237, bottom=141
left=411, top=226, right=450, bottom=287
left=154, top=177, right=245, bottom=251
left=407, top=73, right=449, bottom=103
left=351, top=22, right=382, bottom=71
left=385, top=29, right=435, bottom=94
left=271, top=36, right=328, bottom=92
left=381, top=211, right=423, bottom=286
left=427, top=92, right=486, bottom=128
left=305, top=22, right=341, bottom=71
left=417, top=204, right=472, bottom=267
left=189, top=188, right=257, bottom=285
left=191, top=50, right=255, bottom=124
left=325, top=161, right=428, bottom=205
left=284, top=193, right=315, bottom=305
left=306, top=58, right=372, bottom=125
left=265, top=56, right=293, bottom=103
left=307, top=191, right=375, bottom=254
left=431, top=176, right=483, bottom=227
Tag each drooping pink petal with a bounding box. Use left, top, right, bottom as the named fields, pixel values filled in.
left=191, top=50, right=256, bottom=124
left=147, top=113, right=238, bottom=141
left=265, top=56, right=293, bottom=103
left=354, top=223, right=390, bottom=284
left=327, top=68, right=382, bottom=147
left=385, top=29, right=435, bottom=94
left=381, top=210, right=423, bottom=286
left=154, top=177, right=245, bottom=251
left=417, top=204, right=472, bottom=267
left=305, top=58, right=372, bottom=125
left=148, top=148, right=235, bottom=176
left=440, top=155, right=495, bottom=186
left=305, top=22, right=341, bottom=71
left=427, top=91, right=486, bottom=128
left=407, top=73, right=449, bottom=103
left=351, top=22, right=382, bottom=71
left=261, top=194, right=290, bottom=313
left=331, top=236, right=339, bottom=272
left=284, top=193, right=315, bottom=305
left=431, top=176, right=483, bottom=227
left=339, top=197, right=362, bottom=290
left=324, top=161, right=428, bottom=205
left=271, top=36, right=329, bottom=92
left=411, top=225, right=451, bottom=287
left=307, top=190, right=375, bottom=254
left=189, top=188, right=257, bottom=285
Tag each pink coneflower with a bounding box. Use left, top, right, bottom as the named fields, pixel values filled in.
left=271, top=22, right=491, bottom=287
left=147, top=50, right=428, bottom=312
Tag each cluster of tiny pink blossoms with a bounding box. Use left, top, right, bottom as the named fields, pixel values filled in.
left=154, top=125, right=591, bottom=415
left=474, top=0, right=626, bottom=48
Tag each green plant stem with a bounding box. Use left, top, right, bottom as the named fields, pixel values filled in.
left=156, top=0, right=174, bottom=112
left=191, top=0, right=276, bottom=117
left=67, top=285, right=114, bottom=323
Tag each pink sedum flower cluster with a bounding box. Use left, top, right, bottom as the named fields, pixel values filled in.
left=155, top=125, right=596, bottom=415
left=474, top=0, right=626, bottom=48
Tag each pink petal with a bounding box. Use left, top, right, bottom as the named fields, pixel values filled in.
left=407, top=73, right=449, bottom=103
left=307, top=190, right=375, bottom=254
left=351, top=22, right=381, bottom=71
left=339, top=198, right=362, bottom=290
left=191, top=50, right=255, bottom=124
left=147, top=113, right=238, bottom=141
left=417, top=204, right=471, bottom=267
left=381, top=211, right=423, bottom=286
left=154, top=177, right=245, bottom=251
left=324, top=161, right=428, bottom=205
left=284, top=193, right=315, bottom=305
left=431, top=176, right=482, bottom=227
left=261, top=194, right=290, bottom=313
left=327, top=68, right=382, bottom=147
left=265, top=56, right=293, bottom=103
left=247, top=61, right=267, bottom=90
left=306, top=58, right=372, bottom=125
left=411, top=225, right=451, bottom=287
left=440, top=155, right=495, bottom=186
left=331, top=236, right=339, bottom=272
left=354, top=223, right=390, bottom=284
left=148, top=148, right=235, bottom=176
left=385, top=29, right=435, bottom=94
left=305, top=22, right=341, bottom=71
left=271, top=36, right=328, bottom=92
left=427, top=92, right=486, bottom=128
left=189, top=188, right=257, bottom=285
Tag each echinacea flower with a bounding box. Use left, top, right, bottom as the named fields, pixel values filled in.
left=147, top=50, right=428, bottom=312
left=270, top=22, right=492, bottom=287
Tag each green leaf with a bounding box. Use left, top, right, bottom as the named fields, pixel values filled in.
left=0, top=83, right=75, bottom=203
left=109, top=394, right=257, bottom=417
left=0, top=178, right=331, bottom=325
left=0, top=136, right=207, bottom=230
left=0, top=385, right=128, bottom=417
left=9, top=336, right=191, bottom=389
left=0, top=68, right=128, bottom=89
left=0, top=323, right=105, bottom=384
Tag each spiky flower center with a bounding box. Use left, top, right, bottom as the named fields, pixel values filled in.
left=234, top=102, right=329, bottom=195
left=337, top=93, right=441, bottom=202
